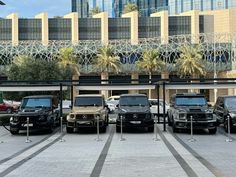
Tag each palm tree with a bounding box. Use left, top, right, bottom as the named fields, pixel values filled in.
left=57, top=48, right=80, bottom=78
left=123, top=3, right=138, bottom=14
left=176, top=45, right=206, bottom=78
left=91, top=6, right=101, bottom=16
left=94, top=45, right=121, bottom=98
left=136, top=49, right=165, bottom=98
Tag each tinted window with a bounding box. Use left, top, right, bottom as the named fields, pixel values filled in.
left=175, top=96, right=207, bottom=106
left=74, top=97, right=103, bottom=107
left=225, top=97, right=236, bottom=110
left=120, top=96, right=149, bottom=106
left=21, top=98, right=51, bottom=109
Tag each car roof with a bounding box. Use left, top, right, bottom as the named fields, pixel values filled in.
left=24, top=95, right=54, bottom=99
left=174, top=93, right=205, bottom=97
left=75, top=94, right=104, bottom=97
left=120, top=94, right=147, bottom=97
left=218, top=95, right=236, bottom=99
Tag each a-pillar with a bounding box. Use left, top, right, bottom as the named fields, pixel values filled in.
left=122, top=11, right=139, bottom=45
left=35, top=12, right=48, bottom=46
left=129, top=72, right=139, bottom=94
left=93, top=12, right=109, bottom=45
left=64, top=13, right=79, bottom=45
left=101, top=72, right=109, bottom=99
left=7, top=13, right=18, bottom=46
left=150, top=11, right=169, bottom=44
left=180, top=10, right=200, bottom=44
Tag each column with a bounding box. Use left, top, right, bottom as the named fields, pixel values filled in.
left=93, top=12, right=109, bottom=45
left=7, top=13, right=18, bottom=46
left=64, top=12, right=79, bottom=45
left=151, top=11, right=169, bottom=44
left=122, top=11, right=139, bottom=45
left=35, top=12, right=48, bottom=46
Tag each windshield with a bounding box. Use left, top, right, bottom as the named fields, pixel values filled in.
left=176, top=96, right=207, bottom=106
left=74, top=97, right=103, bottom=107
left=120, top=96, right=149, bottom=106
left=21, top=98, right=51, bottom=109
left=225, top=98, right=236, bottom=110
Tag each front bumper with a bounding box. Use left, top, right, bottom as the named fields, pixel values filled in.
left=67, top=119, right=105, bottom=128
left=116, top=119, right=154, bottom=128
left=10, top=121, right=51, bottom=131
left=174, top=119, right=217, bottom=129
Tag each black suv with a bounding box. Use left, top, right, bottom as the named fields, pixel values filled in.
left=213, top=96, right=236, bottom=132
left=10, top=95, right=59, bottom=134
left=168, top=93, right=217, bottom=134
left=116, top=94, right=154, bottom=132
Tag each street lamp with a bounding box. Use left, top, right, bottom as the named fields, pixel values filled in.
left=0, top=1, right=5, bottom=5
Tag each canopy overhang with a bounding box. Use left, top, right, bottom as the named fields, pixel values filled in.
left=0, top=85, right=68, bottom=92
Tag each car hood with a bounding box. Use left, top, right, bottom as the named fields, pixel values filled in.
left=17, top=108, right=50, bottom=116
left=119, top=106, right=150, bottom=113
left=72, top=106, right=103, bottom=114
left=176, top=106, right=209, bottom=112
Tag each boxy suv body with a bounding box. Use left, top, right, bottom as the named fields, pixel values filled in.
left=168, top=93, right=217, bottom=134
left=116, top=94, right=154, bottom=132
left=213, top=96, right=236, bottom=132
left=10, top=95, right=59, bottom=134
left=66, top=95, right=108, bottom=133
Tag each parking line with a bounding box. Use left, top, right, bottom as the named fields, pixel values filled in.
left=90, top=125, right=115, bottom=177
left=167, top=127, right=225, bottom=177
left=157, top=127, right=198, bottom=177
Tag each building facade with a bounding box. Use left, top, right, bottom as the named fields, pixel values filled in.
left=169, top=0, right=236, bottom=15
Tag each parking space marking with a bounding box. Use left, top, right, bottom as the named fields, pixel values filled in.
left=164, top=127, right=224, bottom=177
left=0, top=132, right=65, bottom=177
left=90, top=125, right=115, bottom=177
left=0, top=128, right=60, bottom=165
left=170, top=130, right=225, bottom=177
left=157, top=127, right=198, bottom=177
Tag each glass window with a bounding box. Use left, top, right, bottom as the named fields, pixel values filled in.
left=21, top=98, right=51, bottom=109
left=175, top=96, right=207, bottom=106
left=74, top=97, right=103, bottom=107
left=120, top=96, right=149, bottom=106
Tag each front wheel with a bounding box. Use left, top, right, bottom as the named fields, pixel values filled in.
left=224, top=118, right=232, bottom=133
left=10, top=129, right=19, bottom=135
left=116, top=125, right=120, bottom=133
left=209, top=127, right=217, bottom=134
left=148, top=126, right=154, bottom=132
left=172, top=123, right=178, bottom=133
left=66, top=126, right=74, bottom=133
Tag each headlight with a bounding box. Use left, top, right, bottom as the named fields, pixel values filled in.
left=179, top=113, right=187, bottom=120
left=229, top=113, right=236, bottom=118
left=95, top=114, right=100, bottom=119
left=70, top=114, right=75, bottom=119
left=10, top=116, right=19, bottom=122
left=206, top=113, right=213, bottom=120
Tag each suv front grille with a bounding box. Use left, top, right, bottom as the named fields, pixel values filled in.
left=187, top=113, right=206, bottom=121
left=76, top=114, right=95, bottom=120
left=19, top=116, right=38, bottom=124
left=125, top=113, right=146, bottom=120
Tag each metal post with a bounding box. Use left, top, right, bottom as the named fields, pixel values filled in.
left=157, top=84, right=160, bottom=123
left=163, top=82, right=166, bottom=131
left=213, top=35, right=218, bottom=103
left=70, top=84, right=73, bottom=108
left=59, top=83, right=63, bottom=119
left=153, top=115, right=159, bottom=141
left=0, top=121, right=3, bottom=143
left=188, top=116, right=196, bottom=142
left=95, top=116, right=102, bottom=141
left=25, top=117, right=32, bottom=143
left=60, top=117, right=65, bottom=142
left=120, top=115, right=126, bottom=141
left=226, top=116, right=232, bottom=142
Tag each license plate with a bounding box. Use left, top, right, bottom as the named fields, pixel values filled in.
left=22, top=123, right=33, bottom=127
left=77, top=121, right=91, bottom=125
left=130, top=121, right=141, bottom=124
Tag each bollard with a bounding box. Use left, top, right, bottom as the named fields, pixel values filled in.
left=0, top=121, right=3, bottom=143
left=60, top=117, right=65, bottom=142
left=120, top=115, right=126, bottom=141
left=188, top=116, right=196, bottom=142
left=95, top=116, right=102, bottom=141
left=226, top=116, right=233, bottom=142
left=153, top=115, right=159, bottom=141
left=25, top=117, right=32, bottom=143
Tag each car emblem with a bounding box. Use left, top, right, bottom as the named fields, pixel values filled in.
left=82, top=115, right=87, bottom=119
left=133, top=114, right=137, bottom=119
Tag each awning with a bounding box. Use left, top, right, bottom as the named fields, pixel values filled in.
left=77, top=84, right=156, bottom=91
left=0, top=86, right=68, bottom=92
left=165, top=83, right=236, bottom=90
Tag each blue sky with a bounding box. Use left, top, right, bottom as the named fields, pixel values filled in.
left=0, top=0, right=70, bottom=18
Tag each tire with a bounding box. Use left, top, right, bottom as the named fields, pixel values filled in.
left=172, top=123, right=178, bottom=133
left=6, top=108, right=12, bottom=114
left=224, top=117, right=232, bottom=133
left=148, top=126, right=154, bottom=132
left=100, top=126, right=106, bottom=133
left=66, top=126, right=74, bottom=133
left=209, top=127, right=217, bottom=134
left=10, top=129, right=19, bottom=135
left=168, top=115, right=172, bottom=126
left=116, top=125, right=120, bottom=133
left=47, top=125, right=53, bottom=133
